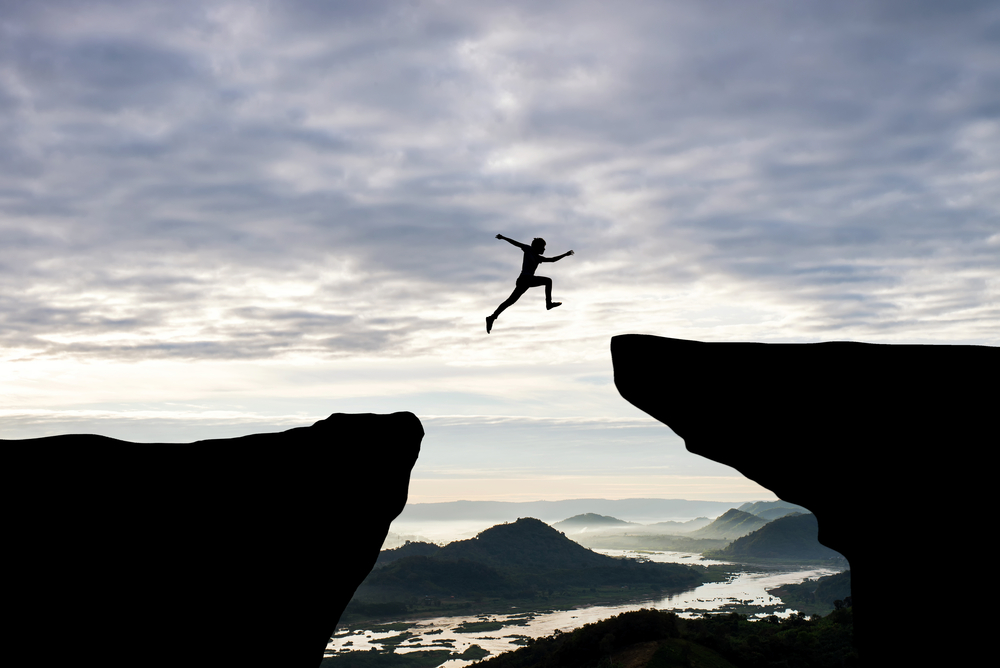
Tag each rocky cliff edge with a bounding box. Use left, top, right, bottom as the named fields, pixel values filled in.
left=612, top=334, right=996, bottom=664
left=6, top=411, right=422, bottom=667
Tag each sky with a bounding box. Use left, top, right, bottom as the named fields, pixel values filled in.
left=2, top=1, right=997, bottom=504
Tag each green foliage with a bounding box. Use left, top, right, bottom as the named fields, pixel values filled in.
left=470, top=607, right=855, bottom=668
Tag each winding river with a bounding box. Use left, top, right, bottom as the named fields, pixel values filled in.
left=326, top=549, right=842, bottom=667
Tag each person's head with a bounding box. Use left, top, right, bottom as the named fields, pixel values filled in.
left=531, top=237, right=546, bottom=253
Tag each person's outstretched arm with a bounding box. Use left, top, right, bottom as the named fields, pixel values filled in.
left=496, top=234, right=530, bottom=251
left=540, top=250, right=575, bottom=262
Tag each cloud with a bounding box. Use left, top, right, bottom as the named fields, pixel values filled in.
left=1, top=0, right=997, bottom=371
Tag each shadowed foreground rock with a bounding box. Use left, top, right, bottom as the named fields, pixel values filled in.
left=612, top=334, right=995, bottom=665
left=6, top=411, right=422, bottom=667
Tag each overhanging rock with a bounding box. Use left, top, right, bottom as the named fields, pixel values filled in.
left=612, top=334, right=995, bottom=665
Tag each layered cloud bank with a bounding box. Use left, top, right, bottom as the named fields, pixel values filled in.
left=3, top=0, right=997, bottom=367
left=3, top=2, right=997, bottom=494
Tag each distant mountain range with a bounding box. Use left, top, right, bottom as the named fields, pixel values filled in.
left=736, top=500, right=808, bottom=520
left=553, top=513, right=710, bottom=535
left=385, top=498, right=832, bottom=565
left=554, top=507, right=769, bottom=551
left=647, top=517, right=713, bottom=532
left=395, top=498, right=744, bottom=523
left=545, top=502, right=840, bottom=562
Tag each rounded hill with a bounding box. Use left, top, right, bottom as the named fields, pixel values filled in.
left=438, top=517, right=611, bottom=570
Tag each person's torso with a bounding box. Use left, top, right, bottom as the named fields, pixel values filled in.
left=520, top=250, right=541, bottom=276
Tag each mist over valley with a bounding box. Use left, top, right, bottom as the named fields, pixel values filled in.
left=326, top=498, right=849, bottom=667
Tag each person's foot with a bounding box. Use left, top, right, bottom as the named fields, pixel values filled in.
left=486, top=315, right=496, bottom=333
left=547, top=302, right=562, bottom=310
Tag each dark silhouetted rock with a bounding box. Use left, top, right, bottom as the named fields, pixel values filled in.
left=6, top=411, right=422, bottom=668
left=612, top=334, right=996, bottom=665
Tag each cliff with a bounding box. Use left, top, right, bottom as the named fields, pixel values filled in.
left=6, top=411, right=422, bottom=668
left=612, top=334, right=996, bottom=664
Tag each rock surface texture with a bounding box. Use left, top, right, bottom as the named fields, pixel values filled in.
left=7, top=411, right=422, bottom=667
left=612, top=334, right=996, bottom=665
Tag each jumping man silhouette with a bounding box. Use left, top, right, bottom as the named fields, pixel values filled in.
left=486, top=234, right=574, bottom=333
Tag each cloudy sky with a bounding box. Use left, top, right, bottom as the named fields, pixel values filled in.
left=2, top=1, right=997, bottom=503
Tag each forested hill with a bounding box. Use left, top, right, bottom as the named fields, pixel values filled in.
left=687, top=508, right=768, bottom=540
left=352, top=518, right=706, bottom=605
left=373, top=540, right=440, bottom=568
left=709, top=513, right=844, bottom=560
left=437, top=517, right=614, bottom=570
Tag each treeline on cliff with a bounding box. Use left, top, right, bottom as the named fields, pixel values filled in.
left=470, top=606, right=856, bottom=668
left=347, top=518, right=706, bottom=616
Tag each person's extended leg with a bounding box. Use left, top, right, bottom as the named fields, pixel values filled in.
left=536, top=276, right=561, bottom=310
left=494, top=284, right=528, bottom=317
left=487, top=283, right=528, bottom=333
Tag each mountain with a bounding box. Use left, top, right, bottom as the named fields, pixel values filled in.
left=709, top=513, right=844, bottom=560
left=552, top=513, right=638, bottom=533
left=373, top=540, right=440, bottom=568
left=687, top=508, right=768, bottom=540
left=739, top=500, right=808, bottom=520
left=754, top=506, right=803, bottom=521
left=353, top=518, right=705, bottom=603
left=437, top=517, right=618, bottom=570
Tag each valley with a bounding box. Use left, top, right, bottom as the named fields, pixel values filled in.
left=323, top=499, right=851, bottom=667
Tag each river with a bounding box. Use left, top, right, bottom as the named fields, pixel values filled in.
left=325, top=549, right=842, bottom=667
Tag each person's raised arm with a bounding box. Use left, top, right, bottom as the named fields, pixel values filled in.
left=496, top=234, right=530, bottom=251
left=541, top=250, right=575, bottom=262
